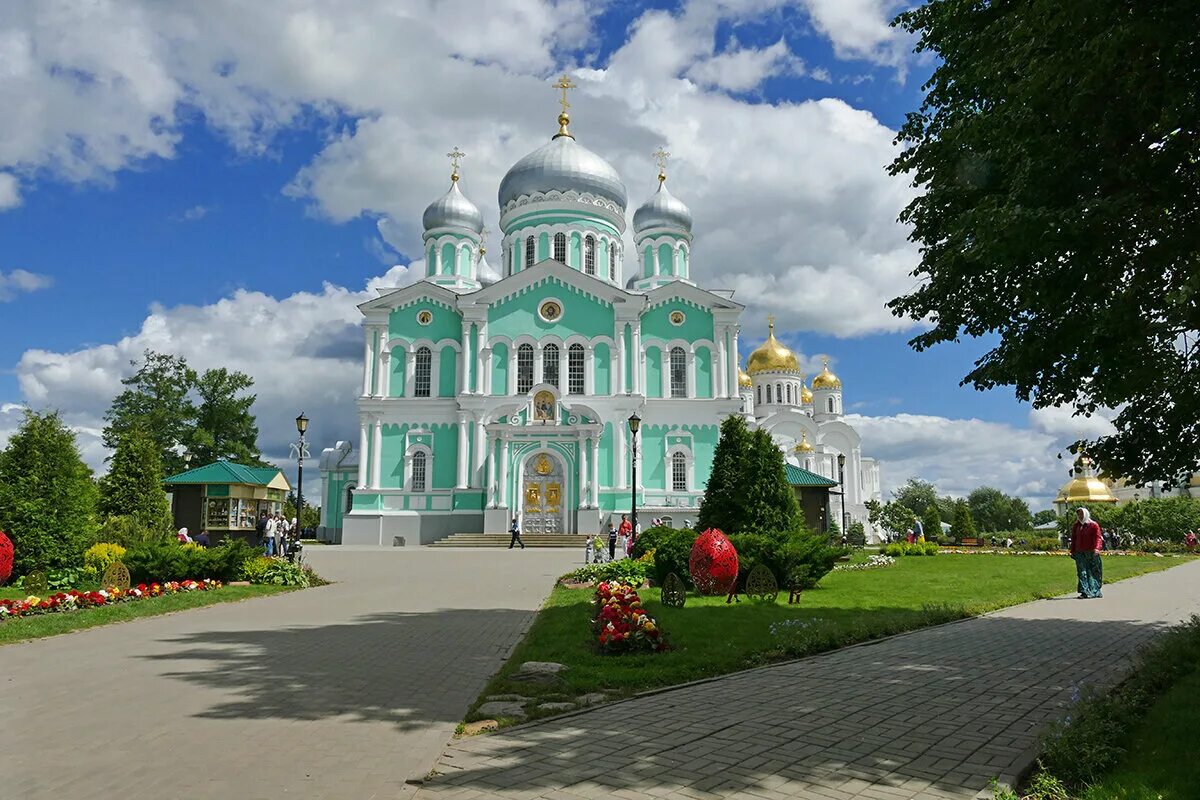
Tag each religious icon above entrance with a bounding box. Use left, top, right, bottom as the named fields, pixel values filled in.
left=533, top=390, right=556, bottom=422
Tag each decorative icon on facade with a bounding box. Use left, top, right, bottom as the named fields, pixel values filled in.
left=416, top=309, right=433, bottom=325
left=533, top=391, right=556, bottom=422
left=538, top=300, right=562, bottom=322
left=669, top=310, right=686, bottom=326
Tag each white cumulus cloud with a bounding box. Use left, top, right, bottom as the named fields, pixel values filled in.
left=0, top=269, right=53, bottom=301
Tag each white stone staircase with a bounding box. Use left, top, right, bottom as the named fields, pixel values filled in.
left=428, top=533, right=591, bottom=548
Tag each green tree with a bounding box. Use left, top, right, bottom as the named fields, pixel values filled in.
left=698, top=414, right=754, bottom=533
left=866, top=500, right=917, bottom=540
left=98, top=427, right=172, bottom=532
left=103, top=350, right=196, bottom=476
left=0, top=409, right=98, bottom=575
left=950, top=500, right=978, bottom=541
left=282, top=498, right=321, bottom=532
left=187, top=367, right=264, bottom=466
left=1032, top=509, right=1059, bottom=526
left=892, top=478, right=940, bottom=519
left=923, top=503, right=944, bottom=541
left=740, top=429, right=803, bottom=535
left=889, top=1, right=1200, bottom=488
left=968, top=486, right=1033, bottom=532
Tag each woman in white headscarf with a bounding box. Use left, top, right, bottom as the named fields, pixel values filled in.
left=1069, top=507, right=1104, bottom=598
left=176, top=527, right=192, bottom=544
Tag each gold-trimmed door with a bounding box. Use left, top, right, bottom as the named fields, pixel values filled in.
left=522, top=453, right=564, bottom=534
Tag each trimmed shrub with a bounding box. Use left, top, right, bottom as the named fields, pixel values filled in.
left=847, top=521, right=867, bottom=548
left=123, top=538, right=258, bottom=583
left=652, top=529, right=698, bottom=587
left=84, top=542, right=127, bottom=574
left=883, top=542, right=940, bottom=557
left=562, top=559, right=650, bottom=585
left=729, top=526, right=843, bottom=590
left=630, top=525, right=674, bottom=560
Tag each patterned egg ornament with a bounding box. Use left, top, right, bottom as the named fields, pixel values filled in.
left=688, top=528, right=739, bottom=595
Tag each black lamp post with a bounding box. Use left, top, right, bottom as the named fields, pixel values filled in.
left=295, top=413, right=309, bottom=539
left=628, top=413, right=641, bottom=536
left=837, top=453, right=847, bottom=534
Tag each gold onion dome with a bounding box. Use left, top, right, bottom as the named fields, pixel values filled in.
left=811, top=356, right=842, bottom=389
left=794, top=433, right=814, bottom=453
left=1056, top=454, right=1118, bottom=505
left=738, top=366, right=752, bottom=387
left=800, top=377, right=813, bottom=404
left=746, top=317, right=800, bottom=375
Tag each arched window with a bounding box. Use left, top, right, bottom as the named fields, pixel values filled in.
left=609, top=248, right=616, bottom=281
left=584, top=235, right=596, bottom=275
left=776, top=383, right=783, bottom=403
left=414, top=346, right=432, bottom=397
left=756, top=385, right=761, bottom=404
left=543, top=343, right=560, bottom=389
left=568, top=343, right=585, bottom=394
left=411, top=451, right=427, bottom=492
left=670, top=347, right=687, bottom=398
left=828, top=397, right=835, bottom=413
left=671, top=451, right=687, bottom=492
left=345, top=484, right=356, bottom=513
left=524, top=236, right=535, bottom=268
left=517, top=344, right=534, bottom=393
left=766, top=384, right=773, bottom=404
left=786, top=385, right=793, bottom=404
left=553, top=232, right=567, bottom=263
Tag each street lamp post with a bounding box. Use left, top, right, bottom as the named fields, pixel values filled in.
left=295, top=413, right=309, bottom=541
left=628, top=413, right=641, bottom=537
left=837, top=453, right=847, bottom=535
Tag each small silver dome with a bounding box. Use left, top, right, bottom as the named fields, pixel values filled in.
left=633, top=178, right=692, bottom=234
left=625, top=273, right=639, bottom=290
left=423, top=180, right=483, bottom=233
left=477, top=251, right=501, bottom=287
left=499, top=136, right=627, bottom=211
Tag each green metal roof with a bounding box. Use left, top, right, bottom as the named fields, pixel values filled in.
left=785, top=463, right=839, bottom=488
left=163, top=460, right=286, bottom=487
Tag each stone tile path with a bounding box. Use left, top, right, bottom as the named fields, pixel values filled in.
left=1, top=546, right=578, bottom=800
left=416, top=559, right=1200, bottom=800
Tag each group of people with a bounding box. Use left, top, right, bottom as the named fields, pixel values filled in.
left=258, top=511, right=299, bottom=558
left=585, top=515, right=638, bottom=563
left=175, top=527, right=211, bottom=547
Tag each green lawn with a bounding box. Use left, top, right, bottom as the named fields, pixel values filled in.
left=0, top=584, right=292, bottom=645
left=469, top=553, right=1187, bottom=726
left=1080, top=668, right=1200, bottom=800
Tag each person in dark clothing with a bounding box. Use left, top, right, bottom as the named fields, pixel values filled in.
left=193, top=530, right=211, bottom=548
left=508, top=516, right=525, bottom=549
left=609, top=520, right=621, bottom=561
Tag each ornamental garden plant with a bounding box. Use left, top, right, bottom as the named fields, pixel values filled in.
left=592, top=582, right=667, bottom=653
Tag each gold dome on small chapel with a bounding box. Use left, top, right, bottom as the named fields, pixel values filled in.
left=738, top=366, right=753, bottom=387
left=1056, top=453, right=1118, bottom=505
left=811, top=356, right=842, bottom=389
left=746, top=316, right=800, bottom=375
left=800, top=379, right=813, bottom=404
left=794, top=433, right=814, bottom=453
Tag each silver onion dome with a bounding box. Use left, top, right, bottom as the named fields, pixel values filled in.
left=625, top=272, right=639, bottom=290
left=477, top=250, right=501, bottom=287
left=423, top=180, right=484, bottom=233
left=633, top=178, right=692, bottom=233
left=499, top=136, right=627, bottom=212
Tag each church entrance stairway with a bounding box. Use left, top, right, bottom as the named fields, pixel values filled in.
left=428, top=533, right=590, bottom=548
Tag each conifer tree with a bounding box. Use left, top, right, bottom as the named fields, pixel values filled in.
left=951, top=499, right=978, bottom=540
left=98, top=427, right=172, bottom=532
left=741, top=429, right=802, bottom=535
left=697, top=414, right=753, bottom=533
left=923, top=503, right=943, bottom=541
left=0, top=409, right=98, bottom=574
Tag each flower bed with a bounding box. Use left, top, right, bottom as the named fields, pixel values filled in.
left=0, top=579, right=222, bottom=621
left=592, top=581, right=668, bottom=653
left=833, top=554, right=896, bottom=572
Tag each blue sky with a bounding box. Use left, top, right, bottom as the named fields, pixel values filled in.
left=0, top=1, right=1092, bottom=507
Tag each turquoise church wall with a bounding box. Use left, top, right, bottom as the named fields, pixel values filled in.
left=389, top=300, right=461, bottom=343
left=492, top=342, right=509, bottom=394
left=439, top=348, right=457, bottom=396
left=645, top=346, right=663, bottom=398
left=696, top=346, right=712, bottom=398
left=594, top=342, right=610, bottom=394
left=641, top=301, right=714, bottom=344
left=487, top=277, right=614, bottom=340
left=390, top=349, right=407, bottom=396
left=379, top=422, right=459, bottom=489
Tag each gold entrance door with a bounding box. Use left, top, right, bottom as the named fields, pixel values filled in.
left=522, top=453, right=564, bottom=534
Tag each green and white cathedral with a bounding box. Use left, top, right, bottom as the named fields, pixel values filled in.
left=318, top=92, right=881, bottom=545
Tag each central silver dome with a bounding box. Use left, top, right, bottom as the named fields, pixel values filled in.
left=499, top=136, right=627, bottom=212
left=633, top=178, right=693, bottom=234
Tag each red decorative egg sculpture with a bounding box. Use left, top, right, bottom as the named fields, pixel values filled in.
left=689, top=528, right=739, bottom=595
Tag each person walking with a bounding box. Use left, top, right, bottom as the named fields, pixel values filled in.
left=508, top=516, right=525, bottom=550
left=613, top=517, right=628, bottom=561
left=1070, top=507, right=1104, bottom=598
left=272, top=513, right=284, bottom=559
left=913, top=518, right=925, bottom=543
left=263, top=514, right=276, bottom=556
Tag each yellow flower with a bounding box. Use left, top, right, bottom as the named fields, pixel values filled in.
left=25, top=595, right=40, bottom=605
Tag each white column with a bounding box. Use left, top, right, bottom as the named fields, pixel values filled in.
left=716, top=325, right=728, bottom=398
left=473, top=421, right=486, bottom=488
left=729, top=328, right=741, bottom=395
left=507, top=349, right=517, bottom=394
left=616, top=422, right=627, bottom=488
left=584, top=345, right=596, bottom=395
left=486, top=433, right=497, bottom=507
left=609, top=349, right=620, bottom=395
left=559, top=347, right=569, bottom=393
left=456, top=414, right=469, bottom=489
left=476, top=323, right=488, bottom=394
left=686, top=351, right=696, bottom=399
left=631, top=322, right=642, bottom=394
left=533, top=345, right=544, bottom=386
left=370, top=419, right=383, bottom=490
left=500, top=437, right=511, bottom=507
left=380, top=351, right=392, bottom=397
left=615, top=324, right=626, bottom=393
left=374, top=342, right=388, bottom=396
left=577, top=436, right=587, bottom=507
left=460, top=321, right=472, bottom=394
left=404, top=350, right=415, bottom=398
left=431, top=349, right=442, bottom=398
left=710, top=351, right=720, bottom=398
left=357, top=421, right=369, bottom=488
left=590, top=435, right=600, bottom=508
left=362, top=328, right=373, bottom=396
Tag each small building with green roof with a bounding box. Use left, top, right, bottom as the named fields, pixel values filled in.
left=785, top=463, right=839, bottom=534
left=163, top=460, right=291, bottom=543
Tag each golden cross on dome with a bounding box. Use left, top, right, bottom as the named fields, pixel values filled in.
left=553, top=73, right=577, bottom=115
left=767, top=314, right=776, bottom=332
left=479, top=226, right=489, bottom=252
left=446, top=146, right=466, bottom=181
left=652, top=146, right=671, bottom=181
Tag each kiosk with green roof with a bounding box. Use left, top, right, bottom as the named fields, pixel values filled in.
left=163, top=460, right=291, bottom=543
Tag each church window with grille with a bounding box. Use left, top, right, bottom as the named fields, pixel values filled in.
left=609, top=248, right=616, bottom=281
left=414, top=347, right=432, bottom=397
left=524, top=236, right=535, bottom=268
left=671, top=451, right=687, bottom=492
left=584, top=235, right=596, bottom=275
left=553, top=232, right=567, bottom=263
left=543, top=343, right=560, bottom=389
left=828, top=397, right=835, bottom=413
left=411, top=451, right=427, bottom=492
left=766, top=384, right=772, bottom=403
left=786, top=385, right=793, bottom=404
left=568, top=344, right=585, bottom=394
left=517, top=344, right=534, bottom=393
left=670, top=347, right=687, bottom=398
left=756, top=385, right=761, bottom=404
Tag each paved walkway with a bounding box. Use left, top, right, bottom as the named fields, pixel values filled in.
left=416, top=559, right=1200, bottom=800
left=2, top=546, right=578, bottom=800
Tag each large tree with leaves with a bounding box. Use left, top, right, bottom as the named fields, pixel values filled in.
left=0, top=409, right=98, bottom=574
left=890, top=1, right=1200, bottom=487
left=186, top=367, right=264, bottom=466
left=98, top=427, right=172, bottom=532
left=698, top=414, right=754, bottom=533
left=967, top=486, right=1032, bottom=532
left=104, top=351, right=197, bottom=476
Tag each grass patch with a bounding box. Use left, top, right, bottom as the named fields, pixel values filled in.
left=0, top=584, right=293, bottom=645
left=468, top=554, right=1185, bottom=728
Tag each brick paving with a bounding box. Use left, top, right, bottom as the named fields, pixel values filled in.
left=2, top=546, right=579, bottom=800
left=416, top=558, right=1200, bottom=800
